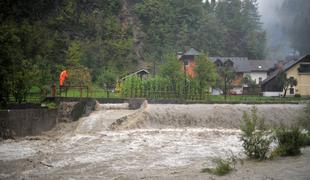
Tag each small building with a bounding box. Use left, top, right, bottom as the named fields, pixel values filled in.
left=120, top=69, right=150, bottom=81
left=178, top=48, right=201, bottom=78
left=262, top=55, right=310, bottom=96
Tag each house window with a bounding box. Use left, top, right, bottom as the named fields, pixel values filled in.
left=298, top=64, right=310, bottom=73
left=183, top=59, right=189, bottom=66
left=290, top=87, right=295, bottom=95
left=259, top=77, right=262, bottom=84
left=224, top=59, right=234, bottom=68
left=215, top=59, right=223, bottom=67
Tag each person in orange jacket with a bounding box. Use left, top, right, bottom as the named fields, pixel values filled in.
left=59, top=70, right=68, bottom=87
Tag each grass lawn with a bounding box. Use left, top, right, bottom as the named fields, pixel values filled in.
left=59, top=84, right=121, bottom=98
left=201, top=95, right=307, bottom=104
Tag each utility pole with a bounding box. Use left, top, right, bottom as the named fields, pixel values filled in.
left=224, top=75, right=227, bottom=101
left=153, top=60, right=156, bottom=77
left=183, top=60, right=187, bottom=99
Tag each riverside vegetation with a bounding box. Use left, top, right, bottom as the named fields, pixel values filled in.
left=202, top=103, right=310, bottom=176
left=240, top=105, right=310, bottom=160
left=201, top=157, right=237, bottom=176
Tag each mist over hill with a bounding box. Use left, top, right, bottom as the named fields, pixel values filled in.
left=258, top=0, right=310, bottom=59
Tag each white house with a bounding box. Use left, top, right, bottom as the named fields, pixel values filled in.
left=209, top=57, right=280, bottom=95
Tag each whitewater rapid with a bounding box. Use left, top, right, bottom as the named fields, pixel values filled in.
left=0, top=103, right=307, bottom=179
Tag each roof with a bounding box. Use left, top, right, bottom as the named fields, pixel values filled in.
left=209, top=57, right=251, bottom=73
left=248, top=60, right=279, bottom=72
left=134, top=69, right=150, bottom=74
left=183, top=48, right=201, bottom=56
left=262, top=55, right=310, bottom=85
left=209, top=57, right=281, bottom=73
left=121, top=69, right=150, bottom=81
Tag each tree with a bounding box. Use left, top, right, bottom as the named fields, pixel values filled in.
left=11, top=61, right=38, bottom=103
left=0, top=20, right=50, bottom=105
left=66, top=41, right=83, bottom=68
left=159, top=52, right=182, bottom=94
left=217, top=63, right=236, bottom=100
left=242, top=75, right=257, bottom=88
left=242, top=0, right=266, bottom=59
left=193, top=11, right=227, bottom=56
left=277, top=71, right=297, bottom=98
left=0, top=0, right=269, bottom=104
left=242, top=75, right=259, bottom=95
left=65, top=41, right=92, bottom=91
left=194, top=54, right=217, bottom=98
left=215, top=0, right=265, bottom=58
left=97, top=70, right=117, bottom=98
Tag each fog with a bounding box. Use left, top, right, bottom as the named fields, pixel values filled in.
left=258, top=0, right=291, bottom=59
left=258, top=0, right=306, bottom=60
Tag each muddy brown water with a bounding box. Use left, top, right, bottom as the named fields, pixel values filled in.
left=0, top=103, right=309, bottom=179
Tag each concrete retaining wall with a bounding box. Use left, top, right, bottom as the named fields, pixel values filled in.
left=0, top=99, right=97, bottom=139
left=0, top=108, right=57, bottom=138
left=57, top=99, right=96, bottom=122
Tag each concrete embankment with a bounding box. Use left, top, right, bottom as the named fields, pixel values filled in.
left=0, top=108, right=57, bottom=138
left=0, top=98, right=145, bottom=138
left=0, top=99, right=97, bottom=139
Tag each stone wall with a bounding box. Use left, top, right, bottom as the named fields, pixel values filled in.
left=57, top=99, right=96, bottom=122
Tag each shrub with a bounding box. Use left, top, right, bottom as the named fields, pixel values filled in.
left=41, top=101, right=58, bottom=110
left=97, top=70, right=117, bottom=98
left=201, top=158, right=234, bottom=176
left=294, top=94, right=301, bottom=98
left=240, top=106, right=273, bottom=160
left=121, top=76, right=142, bottom=98
left=66, top=67, right=92, bottom=87
left=274, top=126, right=308, bottom=156
left=46, top=102, right=57, bottom=110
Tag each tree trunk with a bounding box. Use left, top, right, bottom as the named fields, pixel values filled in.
left=107, top=90, right=110, bottom=98
left=224, top=76, right=227, bottom=101
left=283, top=88, right=287, bottom=98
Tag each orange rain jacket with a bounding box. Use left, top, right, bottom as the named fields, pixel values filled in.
left=59, top=70, right=68, bottom=86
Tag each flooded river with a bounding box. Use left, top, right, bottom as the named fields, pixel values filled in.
left=0, top=103, right=309, bottom=179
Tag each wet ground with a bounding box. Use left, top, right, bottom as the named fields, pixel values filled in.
left=0, top=104, right=309, bottom=179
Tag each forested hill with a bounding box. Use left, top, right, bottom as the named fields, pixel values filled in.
left=133, top=0, right=265, bottom=61
left=0, top=0, right=265, bottom=83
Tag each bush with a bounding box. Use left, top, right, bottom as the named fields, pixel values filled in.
left=201, top=158, right=234, bottom=176
left=41, top=101, right=58, bottom=110
left=274, top=126, right=308, bottom=156
left=240, top=106, right=273, bottom=160
left=294, top=94, right=301, bottom=98
left=67, top=67, right=92, bottom=87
